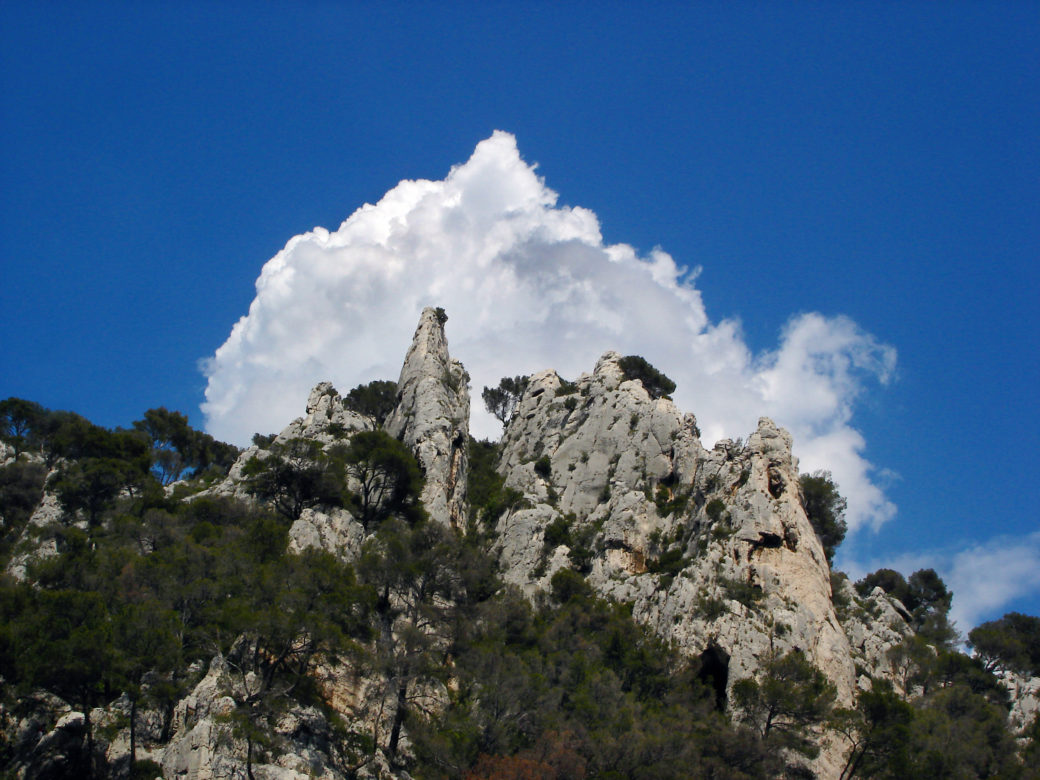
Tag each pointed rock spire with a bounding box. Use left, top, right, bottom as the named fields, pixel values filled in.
left=385, top=307, right=470, bottom=528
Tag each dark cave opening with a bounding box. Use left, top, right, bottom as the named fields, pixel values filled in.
left=696, top=644, right=730, bottom=711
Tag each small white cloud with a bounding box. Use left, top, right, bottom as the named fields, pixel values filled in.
left=201, top=131, right=896, bottom=532
left=945, top=532, right=1040, bottom=630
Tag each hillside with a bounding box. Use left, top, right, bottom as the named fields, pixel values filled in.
left=1, top=308, right=1038, bottom=779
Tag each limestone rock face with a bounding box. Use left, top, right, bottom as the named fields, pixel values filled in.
left=210, top=307, right=470, bottom=549
left=288, top=506, right=365, bottom=559
left=278, top=381, right=374, bottom=445
left=1004, top=671, right=1040, bottom=736
left=162, top=656, right=355, bottom=780
left=212, top=381, right=375, bottom=504
left=4, top=696, right=85, bottom=780
left=162, top=659, right=239, bottom=779
left=493, top=352, right=857, bottom=708
left=384, top=307, right=470, bottom=528
left=6, top=488, right=68, bottom=581
left=835, top=582, right=915, bottom=692
left=207, top=381, right=373, bottom=559
left=195, top=308, right=471, bottom=534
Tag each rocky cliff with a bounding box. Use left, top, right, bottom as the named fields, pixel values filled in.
left=3, top=308, right=1035, bottom=780
left=486, top=352, right=905, bottom=776
left=383, top=307, right=470, bottom=530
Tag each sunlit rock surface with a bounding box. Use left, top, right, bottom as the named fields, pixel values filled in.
left=384, top=307, right=470, bottom=529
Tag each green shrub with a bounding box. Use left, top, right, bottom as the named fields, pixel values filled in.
left=534, top=455, right=552, bottom=479
left=720, top=577, right=763, bottom=609
left=550, top=568, right=591, bottom=603
left=567, top=522, right=598, bottom=574
left=705, top=498, right=727, bottom=524
left=252, top=432, right=276, bottom=449
left=655, top=485, right=689, bottom=517
left=711, top=526, right=734, bottom=542
left=647, top=546, right=687, bottom=578
left=696, top=594, right=727, bottom=620
left=831, top=572, right=851, bottom=611
left=618, top=355, right=676, bottom=400
left=556, top=377, right=578, bottom=396
left=543, top=515, right=572, bottom=549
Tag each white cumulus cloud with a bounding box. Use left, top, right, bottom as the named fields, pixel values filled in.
left=201, top=131, right=896, bottom=532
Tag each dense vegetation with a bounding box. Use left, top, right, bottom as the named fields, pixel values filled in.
left=1, top=397, right=1038, bottom=779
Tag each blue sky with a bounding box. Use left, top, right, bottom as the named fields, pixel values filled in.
left=1, top=1, right=1037, bottom=630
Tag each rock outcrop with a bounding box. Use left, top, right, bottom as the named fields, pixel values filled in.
left=4, top=309, right=1034, bottom=779
left=1005, top=671, right=1040, bottom=737
left=216, top=381, right=374, bottom=498
left=160, top=655, right=373, bottom=780
left=5, top=491, right=65, bottom=581
left=103, top=308, right=475, bottom=777
left=384, top=307, right=469, bottom=529
left=488, top=351, right=891, bottom=775
left=204, top=381, right=374, bottom=558
left=493, top=352, right=857, bottom=709
left=834, top=580, right=915, bottom=692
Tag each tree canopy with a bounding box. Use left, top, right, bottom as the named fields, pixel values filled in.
left=733, top=648, right=837, bottom=759
left=343, top=380, right=399, bottom=425
left=333, top=429, right=425, bottom=529
left=482, top=376, right=530, bottom=425
left=241, top=438, right=344, bottom=521
left=0, top=397, right=47, bottom=455
left=0, top=398, right=238, bottom=489
left=968, top=612, right=1040, bottom=677
left=133, top=407, right=239, bottom=484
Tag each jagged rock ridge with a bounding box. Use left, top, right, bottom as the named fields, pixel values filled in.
left=4, top=307, right=1035, bottom=780
left=493, top=354, right=857, bottom=694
